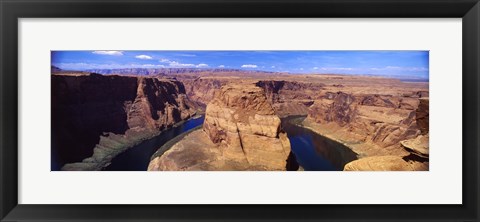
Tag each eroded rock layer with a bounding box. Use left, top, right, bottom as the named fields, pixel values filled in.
left=322, top=95, right=430, bottom=171
left=148, top=82, right=293, bottom=171
left=255, top=80, right=324, bottom=117
left=179, top=77, right=324, bottom=117
left=306, top=92, right=422, bottom=155
left=52, top=73, right=196, bottom=170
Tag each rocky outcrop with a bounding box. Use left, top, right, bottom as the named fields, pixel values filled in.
left=399, top=97, right=429, bottom=162
left=52, top=73, right=196, bottom=170
left=306, top=91, right=426, bottom=157
left=343, top=156, right=415, bottom=171
left=400, top=135, right=429, bottom=158
left=203, top=83, right=291, bottom=169
left=416, top=97, right=429, bottom=134
left=339, top=97, right=429, bottom=171
left=148, top=82, right=293, bottom=171
left=343, top=151, right=428, bottom=171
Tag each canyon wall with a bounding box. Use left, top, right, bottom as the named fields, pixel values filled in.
left=306, top=92, right=423, bottom=155
left=148, top=82, right=294, bottom=171
left=179, top=77, right=324, bottom=116
left=52, top=73, right=196, bottom=170
left=302, top=88, right=429, bottom=170
left=180, top=77, right=231, bottom=107
left=308, top=91, right=428, bottom=156
left=255, top=80, right=324, bottom=117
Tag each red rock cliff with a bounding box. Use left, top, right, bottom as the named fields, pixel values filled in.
left=52, top=73, right=196, bottom=170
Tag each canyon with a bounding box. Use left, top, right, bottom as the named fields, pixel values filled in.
left=51, top=73, right=196, bottom=170
left=148, top=82, right=294, bottom=170
left=52, top=68, right=429, bottom=171
left=164, top=72, right=430, bottom=171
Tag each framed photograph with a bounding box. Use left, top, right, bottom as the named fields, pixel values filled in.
left=1, top=0, right=479, bottom=221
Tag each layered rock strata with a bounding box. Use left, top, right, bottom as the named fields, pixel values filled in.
left=306, top=91, right=427, bottom=153
left=148, top=82, right=293, bottom=171
left=179, top=77, right=324, bottom=116
left=52, top=73, right=196, bottom=170
left=180, top=77, right=230, bottom=107
left=339, top=97, right=429, bottom=171
left=255, top=80, right=324, bottom=117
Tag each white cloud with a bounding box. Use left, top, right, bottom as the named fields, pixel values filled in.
left=241, top=64, right=257, bottom=68
left=218, top=65, right=225, bottom=68
left=169, top=61, right=195, bottom=67
left=313, top=67, right=318, bottom=70
left=141, top=64, right=165, bottom=68
left=300, top=68, right=304, bottom=70
left=135, top=55, right=153, bottom=60
left=160, top=58, right=209, bottom=68
left=92, top=51, right=123, bottom=56
left=160, top=59, right=192, bottom=67
left=271, top=66, right=275, bottom=68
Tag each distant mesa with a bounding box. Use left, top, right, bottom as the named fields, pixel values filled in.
left=85, top=68, right=277, bottom=76
left=51, top=65, right=62, bottom=72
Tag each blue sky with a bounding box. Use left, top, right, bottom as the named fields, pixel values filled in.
left=51, top=51, right=429, bottom=78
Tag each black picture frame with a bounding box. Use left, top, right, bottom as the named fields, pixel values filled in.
left=1, top=0, right=479, bottom=221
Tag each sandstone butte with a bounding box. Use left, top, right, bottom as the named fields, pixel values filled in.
left=52, top=73, right=196, bottom=170
left=148, top=82, right=295, bottom=171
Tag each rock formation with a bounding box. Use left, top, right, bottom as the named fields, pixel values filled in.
left=343, top=155, right=417, bottom=171
left=179, top=77, right=324, bottom=117
left=180, top=77, right=230, bottom=107
left=306, top=90, right=426, bottom=157
left=52, top=73, right=196, bottom=170
left=415, top=97, right=429, bottom=134
left=255, top=80, right=324, bottom=117
left=148, top=82, right=294, bottom=171
left=341, top=97, right=429, bottom=171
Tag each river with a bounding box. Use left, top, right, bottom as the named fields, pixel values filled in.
left=103, top=115, right=357, bottom=171
left=281, top=116, right=358, bottom=171
left=103, top=116, right=205, bottom=171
